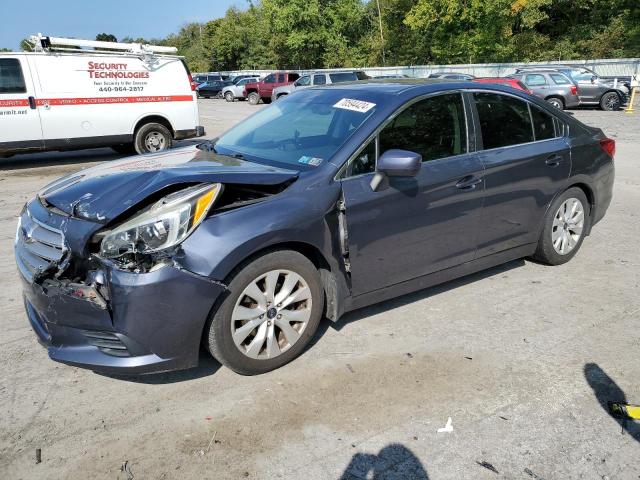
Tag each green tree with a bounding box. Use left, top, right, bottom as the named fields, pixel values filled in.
left=95, top=33, right=118, bottom=42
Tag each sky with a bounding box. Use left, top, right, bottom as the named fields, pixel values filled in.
left=0, top=0, right=241, bottom=50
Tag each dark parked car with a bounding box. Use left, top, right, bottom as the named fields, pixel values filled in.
left=515, top=65, right=629, bottom=110
left=428, top=72, right=475, bottom=80
left=16, top=80, right=614, bottom=375
left=196, top=80, right=234, bottom=99
left=508, top=71, right=580, bottom=110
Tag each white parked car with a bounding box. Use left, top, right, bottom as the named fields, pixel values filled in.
left=0, top=34, right=204, bottom=158
left=221, top=77, right=259, bottom=102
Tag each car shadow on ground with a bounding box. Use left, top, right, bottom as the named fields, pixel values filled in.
left=99, top=351, right=222, bottom=385
left=327, top=258, right=525, bottom=333
left=584, top=362, right=640, bottom=442
left=339, top=443, right=429, bottom=479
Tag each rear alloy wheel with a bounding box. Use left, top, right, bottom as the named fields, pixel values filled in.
left=134, top=122, right=172, bottom=155
left=248, top=92, right=260, bottom=105
left=600, top=92, right=620, bottom=111
left=546, top=97, right=564, bottom=110
left=224, top=91, right=234, bottom=102
left=206, top=250, right=324, bottom=375
left=532, top=187, right=590, bottom=265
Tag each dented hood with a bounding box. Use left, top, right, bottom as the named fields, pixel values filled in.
left=39, top=145, right=299, bottom=223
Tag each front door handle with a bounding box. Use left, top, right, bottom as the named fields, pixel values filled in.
left=28, top=96, right=36, bottom=109
left=456, top=175, right=483, bottom=190
left=545, top=154, right=564, bottom=167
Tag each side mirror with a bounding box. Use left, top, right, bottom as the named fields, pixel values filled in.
left=591, top=75, right=597, bottom=83
left=370, top=149, right=422, bottom=191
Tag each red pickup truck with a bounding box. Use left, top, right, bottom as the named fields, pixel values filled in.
left=243, top=71, right=300, bottom=105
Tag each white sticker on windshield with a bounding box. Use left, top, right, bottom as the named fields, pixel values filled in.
left=333, top=98, right=376, bottom=113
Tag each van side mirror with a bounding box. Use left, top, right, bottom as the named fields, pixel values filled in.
left=370, top=149, right=422, bottom=191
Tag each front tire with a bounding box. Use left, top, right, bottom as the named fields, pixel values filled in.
left=248, top=92, right=260, bottom=105
left=532, top=187, right=590, bottom=265
left=600, top=92, right=620, bottom=111
left=224, top=91, right=234, bottom=102
left=206, top=250, right=324, bottom=375
left=134, top=122, right=172, bottom=155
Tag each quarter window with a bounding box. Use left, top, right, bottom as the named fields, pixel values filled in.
left=379, top=93, right=467, bottom=162
left=530, top=105, right=556, bottom=141
left=524, top=74, right=546, bottom=86
left=0, top=59, right=26, bottom=94
left=474, top=92, right=534, bottom=149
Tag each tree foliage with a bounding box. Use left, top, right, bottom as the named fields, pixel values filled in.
left=127, top=0, right=640, bottom=71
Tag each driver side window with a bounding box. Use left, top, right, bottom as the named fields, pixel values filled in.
left=296, top=76, right=311, bottom=87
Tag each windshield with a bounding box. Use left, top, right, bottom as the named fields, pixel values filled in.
left=214, top=89, right=378, bottom=170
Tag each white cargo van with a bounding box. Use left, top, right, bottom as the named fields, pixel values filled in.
left=0, top=35, right=204, bottom=157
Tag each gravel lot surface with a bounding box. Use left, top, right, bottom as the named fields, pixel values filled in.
left=1, top=99, right=638, bottom=480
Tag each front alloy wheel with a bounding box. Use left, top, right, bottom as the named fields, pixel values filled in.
left=231, top=270, right=312, bottom=360
left=206, top=250, right=324, bottom=375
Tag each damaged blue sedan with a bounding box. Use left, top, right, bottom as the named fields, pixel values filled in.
left=15, top=81, right=614, bottom=375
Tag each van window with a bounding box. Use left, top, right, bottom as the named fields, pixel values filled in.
left=530, top=105, right=556, bottom=141
left=474, top=92, right=534, bottom=149
left=0, top=59, right=26, bottom=94
left=379, top=93, right=467, bottom=162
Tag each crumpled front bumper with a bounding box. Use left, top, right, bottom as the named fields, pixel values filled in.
left=21, top=263, right=224, bottom=374
left=16, top=200, right=225, bottom=375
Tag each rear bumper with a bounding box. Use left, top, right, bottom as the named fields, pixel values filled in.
left=175, top=126, right=205, bottom=140
left=21, top=262, right=224, bottom=374
left=591, top=161, right=615, bottom=227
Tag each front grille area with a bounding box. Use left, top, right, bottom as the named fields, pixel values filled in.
left=15, top=210, right=66, bottom=283
left=82, top=330, right=131, bottom=357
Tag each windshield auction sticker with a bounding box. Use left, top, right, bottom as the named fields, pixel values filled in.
left=333, top=98, right=376, bottom=113
left=298, top=156, right=323, bottom=166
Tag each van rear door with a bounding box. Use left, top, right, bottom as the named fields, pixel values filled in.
left=0, top=55, right=44, bottom=154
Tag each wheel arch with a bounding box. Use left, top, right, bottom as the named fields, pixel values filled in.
left=133, top=114, right=175, bottom=138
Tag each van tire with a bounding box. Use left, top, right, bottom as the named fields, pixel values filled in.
left=134, top=122, right=172, bottom=154
left=248, top=92, right=260, bottom=105
left=111, top=144, right=136, bottom=155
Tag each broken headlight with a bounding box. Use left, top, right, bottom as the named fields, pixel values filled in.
left=100, top=183, right=222, bottom=259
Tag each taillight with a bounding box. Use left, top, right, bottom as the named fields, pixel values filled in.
left=188, top=73, right=196, bottom=91
left=570, top=85, right=577, bottom=95
left=599, top=138, right=615, bottom=158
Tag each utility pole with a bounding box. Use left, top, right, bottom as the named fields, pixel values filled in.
left=376, top=0, right=386, bottom=66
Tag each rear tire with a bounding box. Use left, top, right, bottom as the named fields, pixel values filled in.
left=600, top=92, right=620, bottom=111
left=206, top=250, right=324, bottom=375
left=134, top=122, right=172, bottom=155
left=248, top=92, right=260, bottom=105
left=532, top=187, right=590, bottom=265
left=224, top=91, right=234, bottom=102
left=546, top=97, right=564, bottom=110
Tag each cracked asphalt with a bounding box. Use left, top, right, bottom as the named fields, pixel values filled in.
left=0, top=100, right=638, bottom=479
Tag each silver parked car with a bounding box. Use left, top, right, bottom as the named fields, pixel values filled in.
left=271, top=71, right=361, bottom=101
left=222, top=77, right=260, bottom=102
left=508, top=71, right=580, bottom=110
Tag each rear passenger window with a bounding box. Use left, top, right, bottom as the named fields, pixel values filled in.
left=524, top=74, right=546, bottom=86
left=474, top=93, right=533, bottom=149
left=329, top=72, right=357, bottom=83
left=314, top=74, right=327, bottom=85
left=530, top=106, right=556, bottom=141
left=379, top=93, right=467, bottom=162
left=0, top=59, right=26, bottom=94
left=277, top=73, right=285, bottom=83
left=550, top=74, right=571, bottom=85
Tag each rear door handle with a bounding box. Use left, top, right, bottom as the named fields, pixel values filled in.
left=456, top=175, right=483, bottom=190
left=28, top=96, right=36, bottom=109
left=545, top=154, right=564, bottom=167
